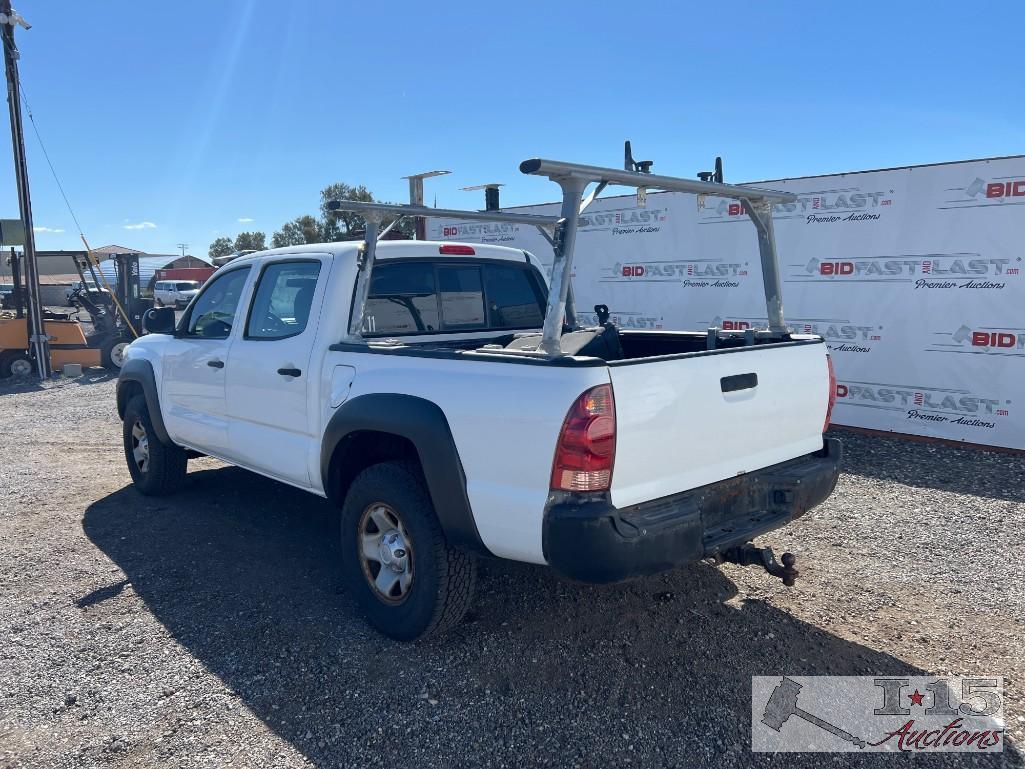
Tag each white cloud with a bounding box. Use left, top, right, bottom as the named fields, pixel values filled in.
left=124, top=221, right=157, bottom=230
left=237, top=217, right=254, bottom=223
left=34, top=226, right=65, bottom=233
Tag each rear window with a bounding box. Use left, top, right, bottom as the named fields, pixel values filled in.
left=483, top=263, right=545, bottom=329
left=364, top=260, right=546, bottom=337
left=438, top=266, right=486, bottom=331
left=364, top=262, right=441, bottom=335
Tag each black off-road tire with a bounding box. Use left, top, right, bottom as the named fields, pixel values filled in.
left=123, top=394, right=188, bottom=496
left=340, top=461, right=477, bottom=641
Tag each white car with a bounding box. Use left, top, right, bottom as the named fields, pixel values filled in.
left=117, top=239, right=840, bottom=639
left=65, top=280, right=108, bottom=306
left=115, top=155, right=841, bottom=640
left=153, top=280, right=200, bottom=309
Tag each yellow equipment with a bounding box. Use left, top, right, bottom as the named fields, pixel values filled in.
left=0, top=314, right=102, bottom=377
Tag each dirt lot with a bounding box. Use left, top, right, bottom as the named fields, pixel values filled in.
left=1, top=374, right=1023, bottom=768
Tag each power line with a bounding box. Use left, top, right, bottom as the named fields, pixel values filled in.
left=16, top=79, right=135, bottom=337
left=17, top=82, right=86, bottom=239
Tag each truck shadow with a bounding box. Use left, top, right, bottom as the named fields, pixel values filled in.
left=82, top=466, right=1018, bottom=768
left=831, top=429, right=1025, bottom=503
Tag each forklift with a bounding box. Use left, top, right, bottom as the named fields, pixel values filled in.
left=0, top=250, right=149, bottom=377
left=68, top=251, right=152, bottom=367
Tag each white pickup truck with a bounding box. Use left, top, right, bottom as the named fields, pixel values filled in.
left=116, top=155, right=841, bottom=640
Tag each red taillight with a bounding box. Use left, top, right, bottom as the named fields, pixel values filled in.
left=824, top=355, right=837, bottom=432
left=551, top=384, right=616, bottom=492
left=439, top=244, right=475, bottom=255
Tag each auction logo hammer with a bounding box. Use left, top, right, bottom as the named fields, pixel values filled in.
left=761, top=677, right=867, bottom=749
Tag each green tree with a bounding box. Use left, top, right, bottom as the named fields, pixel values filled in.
left=208, top=236, right=234, bottom=258
left=270, top=182, right=415, bottom=250
left=319, top=183, right=414, bottom=240
left=319, top=183, right=374, bottom=241
left=271, top=215, right=322, bottom=248
left=234, top=231, right=266, bottom=252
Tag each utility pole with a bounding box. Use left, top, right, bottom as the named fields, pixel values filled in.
left=1, top=1, right=48, bottom=377
left=176, top=242, right=188, bottom=258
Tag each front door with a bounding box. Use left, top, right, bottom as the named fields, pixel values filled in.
left=225, top=256, right=329, bottom=488
left=161, top=266, right=252, bottom=456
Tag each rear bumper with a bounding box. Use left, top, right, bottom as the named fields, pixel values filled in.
left=542, top=437, right=842, bottom=583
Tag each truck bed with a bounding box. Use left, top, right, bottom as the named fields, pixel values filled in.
left=380, top=327, right=815, bottom=365
left=357, top=327, right=830, bottom=512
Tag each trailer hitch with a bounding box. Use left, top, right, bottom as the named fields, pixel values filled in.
left=719, top=544, right=799, bottom=587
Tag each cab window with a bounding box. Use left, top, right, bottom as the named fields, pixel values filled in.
left=364, top=262, right=440, bottom=335
left=438, top=266, right=486, bottom=331
left=483, top=263, right=546, bottom=329
left=363, top=260, right=546, bottom=336
left=245, top=261, right=322, bottom=340
left=185, top=267, right=251, bottom=339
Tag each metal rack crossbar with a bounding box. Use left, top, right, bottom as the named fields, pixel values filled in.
left=329, top=154, right=797, bottom=356
left=325, top=199, right=560, bottom=339
left=518, top=158, right=797, bottom=355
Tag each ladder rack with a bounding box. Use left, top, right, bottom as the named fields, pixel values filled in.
left=328, top=152, right=796, bottom=356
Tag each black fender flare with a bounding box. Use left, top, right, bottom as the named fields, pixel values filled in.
left=117, top=358, right=171, bottom=444
left=320, top=393, right=491, bottom=557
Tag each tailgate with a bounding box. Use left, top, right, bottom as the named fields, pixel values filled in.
left=607, top=341, right=829, bottom=509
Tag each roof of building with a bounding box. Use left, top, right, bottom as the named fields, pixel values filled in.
left=91, top=244, right=143, bottom=254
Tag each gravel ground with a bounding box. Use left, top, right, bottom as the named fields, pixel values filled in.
left=0, top=374, right=1022, bottom=768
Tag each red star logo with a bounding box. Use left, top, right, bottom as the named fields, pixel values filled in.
left=908, top=690, right=925, bottom=706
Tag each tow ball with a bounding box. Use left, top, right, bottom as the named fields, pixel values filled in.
left=718, top=543, right=799, bottom=586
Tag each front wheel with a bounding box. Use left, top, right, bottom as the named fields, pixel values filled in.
left=102, top=336, right=130, bottom=370
left=340, top=461, right=476, bottom=641
left=123, top=394, right=187, bottom=495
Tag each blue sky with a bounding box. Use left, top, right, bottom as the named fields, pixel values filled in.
left=2, top=0, right=1023, bottom=256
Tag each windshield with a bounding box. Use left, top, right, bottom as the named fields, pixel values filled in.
left=175, top=282, right=199, bottom=290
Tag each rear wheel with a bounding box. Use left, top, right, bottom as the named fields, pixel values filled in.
left=0, top=350, right=33, bottom=378
left=340, top=461, right=476, bottom=641
left=123, top=394, right=187, bottom=495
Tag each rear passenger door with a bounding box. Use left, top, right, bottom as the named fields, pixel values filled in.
left=225, top=255, right=330, bottom=488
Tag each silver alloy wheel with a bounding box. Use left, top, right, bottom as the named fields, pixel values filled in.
left=10, top=357, right=32, bottom=377
left=110, top=342, right=129, bottom=368
left=358, top=502, right=413, bottom=603
left=131, top=420, right=150, bottom=473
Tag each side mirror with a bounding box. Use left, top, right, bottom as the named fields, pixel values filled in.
left=143, top=306, right=176, bottom=335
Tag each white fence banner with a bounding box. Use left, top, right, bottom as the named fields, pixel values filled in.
left=430, top=156, right=1025, bottom=450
